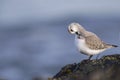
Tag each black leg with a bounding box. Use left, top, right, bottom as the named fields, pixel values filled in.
left=88, top=55, right=93, bottom=60
left=96, top=54, right=100, bottom=60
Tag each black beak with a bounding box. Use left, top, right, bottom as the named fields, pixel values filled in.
left=75, top=32, right=81, bottom=36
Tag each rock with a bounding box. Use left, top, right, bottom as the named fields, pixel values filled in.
left=49, top=54, right=120, bottom=80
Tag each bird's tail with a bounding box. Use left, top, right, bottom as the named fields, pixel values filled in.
left=107, top=44, right=118, bottom=48
left=111, top=45, right=118, bottom=48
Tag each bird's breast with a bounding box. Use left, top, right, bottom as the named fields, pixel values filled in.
left=75, top=37, right=87, bottom=53
left=75, top=37, right=105, bottom=55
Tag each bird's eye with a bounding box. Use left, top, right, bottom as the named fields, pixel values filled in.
left=70, top=29, right=73, bottom=32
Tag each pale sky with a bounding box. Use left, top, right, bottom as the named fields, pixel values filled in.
left=0, top=0, right=120, bottom=24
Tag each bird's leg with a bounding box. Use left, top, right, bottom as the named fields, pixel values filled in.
left=88, top=55, right=93, bottom=60
left=96, top=54, right=100, bottom=60
left=83, top=55, right=93, bottom=63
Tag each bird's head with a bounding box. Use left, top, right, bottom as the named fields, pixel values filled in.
left=68, top=22, right=85, bottom=36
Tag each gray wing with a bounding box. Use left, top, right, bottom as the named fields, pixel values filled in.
left=85, top=34, right=110, bottom=50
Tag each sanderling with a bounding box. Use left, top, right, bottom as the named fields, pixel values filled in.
left=68, top=22, right=117, bottom=60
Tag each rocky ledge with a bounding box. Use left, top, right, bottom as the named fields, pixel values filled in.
left=49, top=54, right=120, bottom=80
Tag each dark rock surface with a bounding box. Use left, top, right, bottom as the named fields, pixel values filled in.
left=49, top=54, right=120, bottom=80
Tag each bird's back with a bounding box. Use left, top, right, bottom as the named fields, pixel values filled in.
left=84, top=31, right=114, bottom=50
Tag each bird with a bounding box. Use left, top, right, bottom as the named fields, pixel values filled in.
left=68, top=22, right=118, bottom=60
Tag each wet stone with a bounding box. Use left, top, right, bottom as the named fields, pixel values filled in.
left=49, top=54, right=120, bottom=80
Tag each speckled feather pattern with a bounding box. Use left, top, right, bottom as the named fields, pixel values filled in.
left=85, top=35, right=112, bottom=50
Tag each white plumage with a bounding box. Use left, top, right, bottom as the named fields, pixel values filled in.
left=75, top=36, right=106, bottom=55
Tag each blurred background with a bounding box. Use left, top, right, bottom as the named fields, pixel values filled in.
left=0, top=0, right=120, bottom=80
